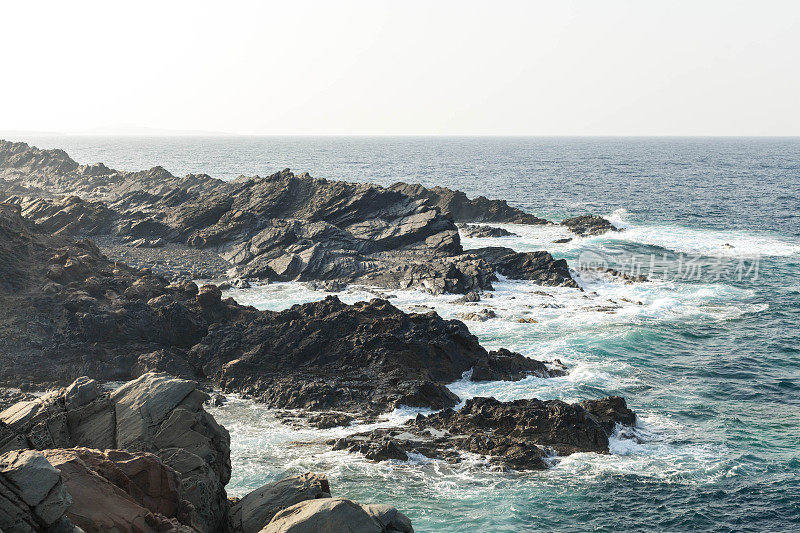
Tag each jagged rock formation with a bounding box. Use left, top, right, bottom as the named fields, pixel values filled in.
left=0, top=204, right=564, bottom=414
left=457, top=223, right=518, bottom=238
left=470, top=247, right=579, bottom=287
left=0, top=140, right=222, bottom=200
left=0, top=373, right=230, bottom=531
left=330, top=396, right=636, bottom=471
left=561, top=215, right=619, bottom=236
left=193, top=296, right=565, bottom=414
left=0, top=140, right=577, bottom=293
left=0, top=376, right=415, bottom=532
left=389, top=182, right=548, bottom=225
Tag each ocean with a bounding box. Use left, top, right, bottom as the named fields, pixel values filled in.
left=14, top=135, right=800, bottom=532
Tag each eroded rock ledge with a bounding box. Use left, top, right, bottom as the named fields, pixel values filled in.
left=330, top=396, right=636, bottom=471
left=0, top=373, right=230, bottom=531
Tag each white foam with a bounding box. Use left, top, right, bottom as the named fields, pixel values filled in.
left=604, top=209, right=800, bottom=258
left=209, top=213, right=775, bottom=501
left=458, top=212, right=800, bottom=258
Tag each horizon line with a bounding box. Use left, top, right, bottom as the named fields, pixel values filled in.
left=2, top=132, right=799, bottom=139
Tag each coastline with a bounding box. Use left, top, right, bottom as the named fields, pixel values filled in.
left=0, top=138, right=798, bottom=531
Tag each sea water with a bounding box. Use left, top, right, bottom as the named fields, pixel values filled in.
left=14, top=136, right=800, bottom=531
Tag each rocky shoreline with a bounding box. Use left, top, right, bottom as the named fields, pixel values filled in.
left=0, top=140, right=618, bottom=291
left=0, top=140, right=638, bottom=532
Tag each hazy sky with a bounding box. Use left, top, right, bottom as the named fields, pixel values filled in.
left=2, top=0, right=798, bottom=136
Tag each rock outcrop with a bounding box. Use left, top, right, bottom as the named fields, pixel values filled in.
left=330, top=396, right=635, bottom=471
left=1, top=140, right=578, bottom=293
left=193, top=296, right=564, bottom=414
left=0, top=204, right=565, bottom=417
left=0, top=377, right=417, bottom=533
left=262, top=497, right=414, bottom=533
left=470, top=247, right=579, bottom=287
left=457, top=223, right=518, bottom=238
left=0, top=449, right=75, bottom=532
left=561, top=215, right=619, bottom=236
left=42, top=447, right=198, bottom=532
left=0, top=373, right=231, bottom=531
left=0, top=202, right=258, bottom=384
left=231, top=473, right=331, bottom=533
left=389, top=182, right=547, bottom=225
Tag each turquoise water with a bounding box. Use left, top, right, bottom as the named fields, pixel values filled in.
left=12, top=136, right=800, bottom=531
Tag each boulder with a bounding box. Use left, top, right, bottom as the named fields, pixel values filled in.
left=111, top=373, right=231, bottom=531
left=231, top=473, right=331, bottom=533
left=455, top=309, right=497, bottom=321
left=0, top=449, right=73, bottom=532
left=560, top=215, right=618, bottom=236
left=451, top=291, right=480, bottom=304
left=262, top=497, right=413, bottom=533
left=469, top=247, right=578, bottom=287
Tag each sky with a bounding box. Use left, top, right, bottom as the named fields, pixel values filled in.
left=2, top=0, right=798, bottom=136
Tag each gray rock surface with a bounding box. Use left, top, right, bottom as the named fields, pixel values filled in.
left=0, top=449, right=74, bottom=532
left=457, top=223, right=518, bottom=238
left=0, top=140, right=577, bottom=293
left=261, top=497, right=413, bottom=533
left=389, top=181, right=548, bottom=225
left=0, top=373, right=231, bottom=532
left=231, top=473, right=331, bottom=533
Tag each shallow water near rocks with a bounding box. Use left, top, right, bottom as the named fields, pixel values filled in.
left=18, top=136, right=800, bottom=531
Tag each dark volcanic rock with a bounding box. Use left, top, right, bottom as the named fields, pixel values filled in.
left=0, top=202, right=257, bottom=385
left=390, top=182, right=549, bottom=225
left=330, top=396, right=636, bottom=471
left=470, top=247, right=579, bottom=288
left=1, top=140, right=578, bottom=293
left=0, top=204, right=565, bottom=416
left=191, top=296, right=564, bottom=414
left=457, top=223, right=518, bottom=238
left=561, top=215, right=619, bottom=236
